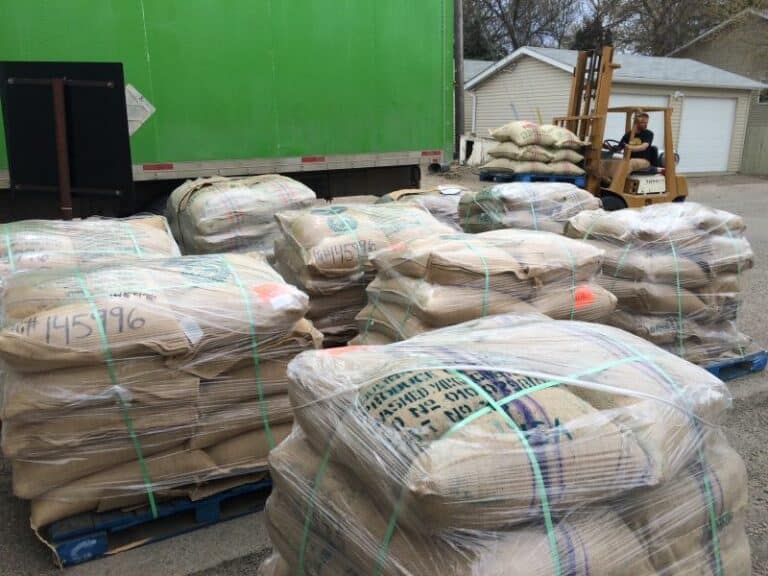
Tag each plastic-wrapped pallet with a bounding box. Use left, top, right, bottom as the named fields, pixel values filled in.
left=166, top=174, right=316, bottom=256
left=260, top=314, right=749, bottom=575
left=481, top=121, right=587, bottom=176
left=352, top=228, right=616, bottom=345
left=273, top=204, right=454, bottom=346
left=459, top=182, right=601, bottom=234
left=376, top=186, right=468, bottom=230
left=0, top=215, right=179, bottom=289
left=565, top=202, right=754, bottom=365
left=0, top=253, right=322, bottom=545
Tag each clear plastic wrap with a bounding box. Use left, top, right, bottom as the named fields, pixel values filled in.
left=273, top=204, right=454, bottom=346
left=564, top=202, right=754, bottom=365
left=263, top=313, right=749, bottom=575
left=166, top=174, right=317, bottom=256
left=0, top=215, right=180, bottom=289
left=459, top=182, right=601, bottom=234
left=376, top=186, right=469, bottom=230
left=352, top=228, right=616, bottom=345
left=0, top=252, right=321, bottom=532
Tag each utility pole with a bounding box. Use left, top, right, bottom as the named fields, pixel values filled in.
left=454, top=0, right=464, bottom=160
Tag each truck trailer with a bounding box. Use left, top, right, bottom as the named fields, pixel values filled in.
left=0, top=0, right=455, bottom=218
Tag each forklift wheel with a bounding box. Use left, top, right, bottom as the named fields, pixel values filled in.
left=600, top=193, right=628, bottom=211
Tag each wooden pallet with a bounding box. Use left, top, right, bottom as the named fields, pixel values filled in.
left=44, top=477, right=272, bottom=567
left=705, top=350, right=768, bottom=382
left=478, top=172, right=587, bottom=187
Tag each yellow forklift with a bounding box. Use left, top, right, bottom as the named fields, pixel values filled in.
left=553, top=47, right=688, bottom=210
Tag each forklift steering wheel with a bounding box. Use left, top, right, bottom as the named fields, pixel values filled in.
left=602, top=139, right=622, bottom=153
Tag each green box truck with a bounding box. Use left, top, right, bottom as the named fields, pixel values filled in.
left=0, top=0, right=454, bottom=212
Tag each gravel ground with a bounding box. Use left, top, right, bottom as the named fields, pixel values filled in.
left=1, top=173, right=766, bottom=575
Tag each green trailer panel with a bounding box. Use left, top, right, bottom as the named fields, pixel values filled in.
left=0, top=0, right=453, bottom=172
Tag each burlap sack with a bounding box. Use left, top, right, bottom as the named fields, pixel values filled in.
left=355, top=301, right=433, bottom=340
left=598, top=277, right=716, bottom=319
left=565, top=204, right=747, bottom=245
left=269, top=435, right=655, bottom=576
left=197, top=360, right=290, bottom=411
left=539, top=124, right=585, bottom=149
left=274, top=237, right=369, bottom=294
left=480, top=158, right=551, bottom=174
left=349, top=330, right=396, bottom=346
left=204, top=425, right=292, bottom=472
left=606, top=311, right=749, bottom=348
left=590, top=239, right=710, bottom=288
left=550, top=148, right=584, bottom=163
left=288, top=316, right=729, bottom=532
left=373, top=229, right=603, bottom=287
left=0, top=215, right=179, bottom=282
left=548, top=161, right=585, bottom=175
left=376, top=187, right=465, bottom=230
left=30, top=447, right=217, bottom=528
left=257, top=554, right=291, bottom=576
left=624, top=438, right=749, bottom=575
left=166, top=174, right=316, bottom=255
left=487, top=142, right=554, bottom=162
left=0, top=358, right=198, bottom=421
left=12, top=435, right=188, bottom=499
left=1, top=403, right=197, bottom=458
left=489, top=120, right=542, bottom=145
left=275, top=204, right=453, bottom=277
left=459, top=183, right=600, bottom=234
left=364, top=275, right=614, bottom=327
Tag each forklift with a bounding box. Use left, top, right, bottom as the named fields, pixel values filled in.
left=553, top=47, right=688, bottom=210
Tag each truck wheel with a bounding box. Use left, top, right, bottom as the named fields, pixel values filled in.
left=600, top=193, right=627, bottom=211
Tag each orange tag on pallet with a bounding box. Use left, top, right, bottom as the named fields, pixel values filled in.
left=574, top=285, right=596, bottom=309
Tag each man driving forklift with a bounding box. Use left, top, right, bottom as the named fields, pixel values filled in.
left=601, top=112, right=663, bottom=184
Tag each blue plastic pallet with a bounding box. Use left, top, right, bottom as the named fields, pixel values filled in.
left=479, top=172, right=587, bottom=187
left=46, top=478, right=272, bottom=567
left=705, top=350, right=768, bottom=382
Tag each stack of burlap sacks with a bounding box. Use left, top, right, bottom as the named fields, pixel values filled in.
left=260, top=314, right=750, bottom=576
left=166, top=174, right=316, bottom=257
left=459, top=182, right=601, bottom=234
left=376, top=186, right=468, bottom=230
left=273, top=204, right=454, bottom=346
left=0, top=215, right=180, bottom=290
left=0, top=252, right=321, bottom=539
left=482, top=120, right=587, bottom=176
left=566, top=202, right=754, bottom=364
left=352, top=228, right=616, bottom=345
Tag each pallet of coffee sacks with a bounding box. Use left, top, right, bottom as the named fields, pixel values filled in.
left=566, top=202, right=754, bottom=365
left=273, top=203, right=454, bottom=346
left=352, top=228, right=616, bottom=345
left=166, top=174, right=317, bottom=257
left=459, top=182, right=601, bottom=234
left=259, top=313, right=750, bottom=576
left=481, top=120, right=587, bottom=177
left=0, top=250, right=322, bottom=554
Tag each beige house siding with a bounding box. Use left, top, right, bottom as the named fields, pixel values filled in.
left=613, top=84, right=751, bottom=173
left=463, top=90, right=474, bottom=134
left=467, top=56, right=571, bottom=137
left=673, top=14, right=767, bottom=173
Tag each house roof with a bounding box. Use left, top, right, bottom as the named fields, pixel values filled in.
left=667, top=8, right=768, bottom=56
left=465, top=46, right=767, bottom=92
left=463, top=59, right=494, bottom=83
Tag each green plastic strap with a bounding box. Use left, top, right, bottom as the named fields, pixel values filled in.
left=75, top=273, right=158, bottom=518
left=723, top=228, right=745, bottom=357
left=669, top=240, right=686, bottom=357
left=461, top=238, right=490, bottom=317
left=222, top=258, right=274, bottom=449
left=123, top=222, right=143, bottom=256
left=3, top=224, right=15, bottom=273
left=296, top=443, right=334, bottom=576
left=529, top=193, right=539, bottom=232
left=559, top=239, right=578, bottom=321
left=607, top=241, right=634, bottom=293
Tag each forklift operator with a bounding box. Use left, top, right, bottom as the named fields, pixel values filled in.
left=617, top=112, right=659, bottom=167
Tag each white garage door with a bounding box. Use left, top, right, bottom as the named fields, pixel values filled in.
left=605, top=94, right=668, bottom=150
left=677, top=97, right=736, bottom=173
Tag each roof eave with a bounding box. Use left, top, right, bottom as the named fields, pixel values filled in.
left=464, top=46, right=572, bottom=91
left=615, top=76, right=766, bottom=91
